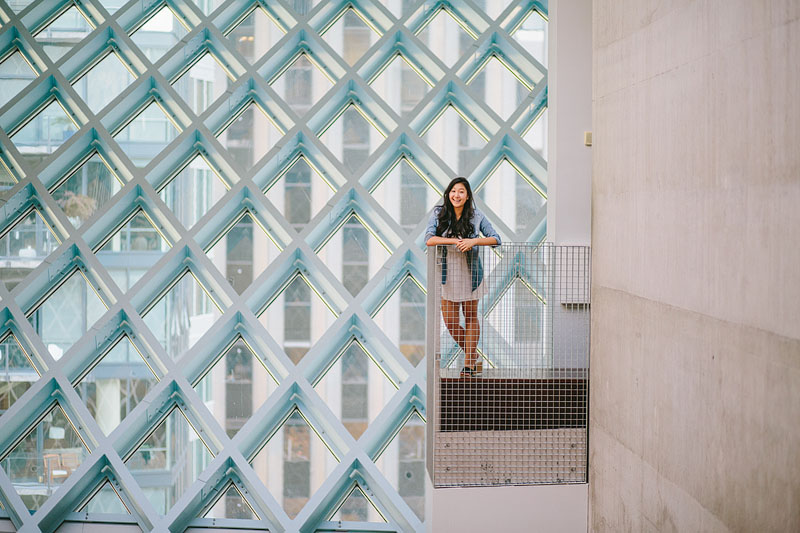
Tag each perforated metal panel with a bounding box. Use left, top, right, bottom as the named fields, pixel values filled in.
left=0, top=0, right=547, bottom=530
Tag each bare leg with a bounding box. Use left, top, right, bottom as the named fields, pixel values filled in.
left=441, top=299, right=466, bottom=351
left=462, top=299, right=480, bottom=372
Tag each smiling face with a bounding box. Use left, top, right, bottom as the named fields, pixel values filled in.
left=448, top=182, right=469, bottom=210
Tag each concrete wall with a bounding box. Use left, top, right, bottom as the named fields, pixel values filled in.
left=591, top=1, right=800, bottom=532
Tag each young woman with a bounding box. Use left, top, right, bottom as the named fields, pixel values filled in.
left=425, top=177, right=500, bottom=377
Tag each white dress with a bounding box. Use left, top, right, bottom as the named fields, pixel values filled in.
left=440, top=245, right=486, bottom=302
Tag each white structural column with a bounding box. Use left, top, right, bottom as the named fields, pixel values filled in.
left=547, top=0, right=592, bottom=246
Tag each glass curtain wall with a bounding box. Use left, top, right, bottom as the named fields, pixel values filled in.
left=0, top=0, right=547, bottom=530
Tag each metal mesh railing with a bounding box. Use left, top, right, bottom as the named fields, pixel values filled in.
left=427, top=243, right=590, bottom=487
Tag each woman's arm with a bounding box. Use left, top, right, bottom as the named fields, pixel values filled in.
left=455, top=236, right=498, bottom=252
left=426, top=235, right=461, bottom=246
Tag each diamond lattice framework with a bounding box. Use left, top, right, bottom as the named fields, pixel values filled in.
left=0, top=0, right=548, bottom=530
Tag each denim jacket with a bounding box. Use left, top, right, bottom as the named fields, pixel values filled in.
left=424, top=207, right=501, bottom=291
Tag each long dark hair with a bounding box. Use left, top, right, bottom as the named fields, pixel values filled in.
left=435, top=177, right=475, bottom=238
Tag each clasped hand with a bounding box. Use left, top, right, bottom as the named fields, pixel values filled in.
left=455, top=238, right=475, bottom=252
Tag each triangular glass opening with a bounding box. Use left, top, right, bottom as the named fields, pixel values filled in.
left=0, top=209, right=60, bottom=291
left=524, top=107, right=548, bottom=160
left=113, top=100, right=180, bottom=167
left=317, top=213, right=391, bottom=297
left=206, top=212, right=280, bottom=295
left=227, top=6, right=285, bottom=65
left=172, top=53, right=232, bottom=116
left=477, top=159, right=545, bottom=234
left=216, top=101, right=282, bottom=171
left=513, top=10, right=548, bottom=69
left=374, top=410, right=426, bottom=521
left=8, top=0, right=34, bottom=14
left=125, top=407, right=213, bottom=515
left=28, top=270, right=107, bottom=360
left=130, top=5, right=189, bottom=64
left=250, top=409, right=338, bottom=519
left=321, top=8, right=380, bottom=66
left=258, top=272, right=337, bottom=365
left=329, top=483, right=387, bottom=523
left=484, top=277, right=549, bottom=371
left=370, top=157, right=439, bottom=233
left=319, top=104, right=384, bottom=175
left=99, top=0, right=125, bottom=15
left=72, top=52, right=136, bottom=114
left=314, top=340, right=398, bottom=440
left=75, top=335, right=158, bottom=436
left=77, top=480, right=130, bottom=514
left=0, top=50, right=37, bottom=108
left=158, top=154, right=227, bottom=230
left=485, top=0, right=515, bottom=19
left=34, top=6, right=94, bottom=62
left=202, top=482, right=257, bottom=519
left=0, top=333, right=39, bottom=411
left=369, top=54, right=432, bottom=118
left=11, top=99, right=78, bottom=168
left=188, top=0, right=221, bottom=16
left=422, top=104, right=485, bottom=175
left=372, top=275, right=426, bottom=366
left=264, top=155, right=336, bottom=233
left=417, top=8, right=473, bottom=68
left=97, top=210, right=170, bottom=292
left=270, top=53, right=334, bottom=118
left=52, top=153, right=122, bottom=228
left=1, top=403, right=89, bottom=512
left=468, top=56, right=530, bottom=121
left=141, top=270, right=223, bottom=361
left=194, top=337, right=278, bottom=437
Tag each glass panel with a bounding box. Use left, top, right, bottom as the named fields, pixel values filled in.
left=28, top=271, right=107, bottom=360
left=1, top=404, right=88, bottom=511
left=372, top=276, right=426, bottom=366
left=216, top=102, right=281, bottom=170
left=468, top=56, right=529, bottom=121
left=329, top=485, right=385, bottom=523
left=113, top=101, right=180, bottom=167
left=203, top=484, right=255, bottom=519
left=484, top=0, right=514, bottom=19
left=370, top=158, right=439, bottom=233
left=125, top=408, right=213, bottom=515
left=158, top=155, right=227, bottom=229
left=188, top=0, right=221, bottom=16
left=264, top=156, right=335, bottom=232
left=317, top=214, right=391, bottom=297
left=524, top=107, right=548, bottom=161
left=478, top=159, right=545, bottom=234
left=385, top=0, right=419, bottom=19
left=0, top=210, right=60, bottom=291
left=290, top=0, right=323, bottom=16
left=416, top=9, right=473, bottom=68
left=315, top=341, right=397, bottom=440
left=34, top=6, right=94, bottom=62
left=321, top=8, right=380, bottom=67
left=171, top=53, right=231, bottom=116
left=141, top=271, right=222, bottom=361
left=52, top=153, right=122, bottom=228
left=319, top=105, right=383, bottom=175
left=98, top=0, right=126, bottom=14
left=11, top=99, right=78, bottom=168
left=258, top=273, right=336, bottom=365
left=7, top=0, right=35, bottom=14
left=0, top=334, right=38, bottom=413
left=374, top=412, right=425, bottom=521
left=194, top=338, right=277, bottom=437
left=206, top=213, right=280, bottom=295
left=250, top=409, right=337, bottom=519
left=513, top=10, right=548, bottom=68
left=0, top=50, right=37, bottom=108
left=97, top=210, right=170, bottom=291
left=422, top=105, right=485, bottom=175
left=227, top=6, right=284, bottom=65
left=75, top=336, right=158, bottom=436
left=369, top=55, right=431, bottom=118
left=72, top=52, right=136, bottom=114
left=78, top=481, right=130, bottom=514
left=270, top=53, right=333, bottom=118
left=130, top=6, right=189, bottom=63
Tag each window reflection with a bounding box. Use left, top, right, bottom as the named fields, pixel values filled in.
left=0, top=210, right=60, bottom=291
left=0, top=335, right=37, bottom=413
